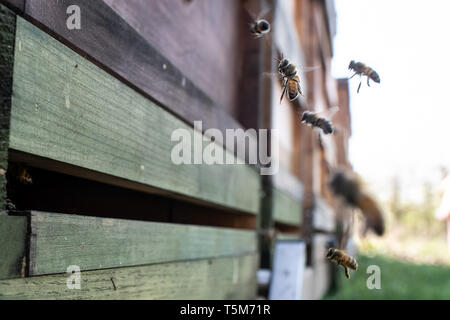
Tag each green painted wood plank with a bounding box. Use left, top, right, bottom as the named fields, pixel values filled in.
left=272, top=188, right=302, bottom=226
left=272, top=165, right=303, bottom=203
left=28, top=211, right=257, bottom=276
left=0, top=254, right=258, bottom=300
left=9, top=17, right=260, bottom=214
left=0, top=214, right=28, bottom=279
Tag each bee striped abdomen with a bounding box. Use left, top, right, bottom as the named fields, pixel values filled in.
left=337, top=253, right=358, bottom=270
left=317, top=118, right=333, bottom=135
left=326, top=248, right=358, bottom=279
left=287, top=75, right=301, bottom=100
left=255, top=23, right=263, bottom=33
left=301, top=111, right=334, bottom=135
left=344, top=256, right=358, bottom=270
left=367, top=69, right=380, bottom=83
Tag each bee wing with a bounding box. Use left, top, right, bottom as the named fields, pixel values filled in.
left=243, top=4, right=271, bottom=22
left=298, top=65, right=322, bottom=73
left=326, top=106, right=340, bottom=119
left=262, top=71, right=281, bottom=79
left=242, top=2, right=258, bottom=21
left=256, top=7, right=271, bottom=20
left=314, top=106, right=339, bottom=120
left=243, top=5, right=273, bottom=42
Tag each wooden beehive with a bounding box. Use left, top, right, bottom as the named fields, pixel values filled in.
left=0, top=0, right=351, bottom=300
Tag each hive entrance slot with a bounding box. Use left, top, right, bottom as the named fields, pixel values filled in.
left=6, top=159, right=256, bottom=230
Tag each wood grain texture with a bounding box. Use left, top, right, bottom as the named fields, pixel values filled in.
left=0, top=4, right=15, bottom=212
left=0, top=0, right=24, bottom=13
left=103, top=0, right=242, bottom=117
left=257, top=0, right=276, bottom=268
left=29, top=211, right=257, bottom=276
left=272, top=188, right=302, bottom=226
left=0, top=254, right=258, bottom=300
left=0, top=214, right=28, bottom=280
left=10, top=17, right=260, bottom=214
left=21, top=0, right=255, bottom=154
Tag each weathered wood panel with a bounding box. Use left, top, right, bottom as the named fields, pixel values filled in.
left=272, top=188, right=302, bottom=226
left=19, top=0, right=254, bottom=153
left=311, top=234, right=334, bottom=299
left=313, top=196, right=335, bottom=232
left=10, top=17, right=260, bottom=214
left=0, top=214, right=28, bottom=280
left=0, top=4, right=15, bottom=212
left=0, top=0, right=24, bottom=13
left=273, top=165, right=304, bottom=203
left=0, top=254, right=258, bottom=300
left=257, top=0, right=276, bottom=270
left=301, top=235, right=334, bottom=299
left=28, top=211, right=257, bottom=276
left=103, top=0, right=242, bottom=116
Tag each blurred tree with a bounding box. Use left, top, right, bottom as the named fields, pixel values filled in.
left=422, top=181, right=437, bottom=237
left=389, top=176, right=403, bottom=220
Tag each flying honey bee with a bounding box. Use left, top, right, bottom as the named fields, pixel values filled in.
left=245, top=5, right=271, bottom=39
left=277, top=56, right=303, bottom=103
left=301, top=111, right=334, bottom=135
left=348, top=60, right=380, bottom=93
left=329, top=169, right=385, bottom=236
left=326, top=248, right=358, bottom=280
left=250, top=19, right=271, bottom=38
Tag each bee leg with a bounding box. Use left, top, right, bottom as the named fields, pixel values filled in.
left=296, top=78, right=304, bottom=96
left=344, top=267, right=350, bottom=279
left=280, top=79, right=287, bottom=103
left=348, top=72, right=357, bottom=80
left=280, top=86, right=286, bottom=103
left=367, top=77, right=371, bottom=87
left=357, top=80, right=362, bottom=94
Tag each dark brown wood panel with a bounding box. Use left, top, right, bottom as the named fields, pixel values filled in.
left=104, top=0, right=243, bottom=117
left=0, top=0, right=24, bottom=13
left=20, top=0, right=253, bottom=154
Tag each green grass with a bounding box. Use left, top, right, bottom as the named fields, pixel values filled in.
left=325, top=253, right=450, bottom=300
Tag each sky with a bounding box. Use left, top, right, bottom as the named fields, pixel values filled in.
left=331, top=0, right=450, bottom=203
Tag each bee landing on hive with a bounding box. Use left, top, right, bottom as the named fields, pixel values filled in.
left=326, top=248, right=358, bottom=280
left=348, top=60, right=380, bottom=93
